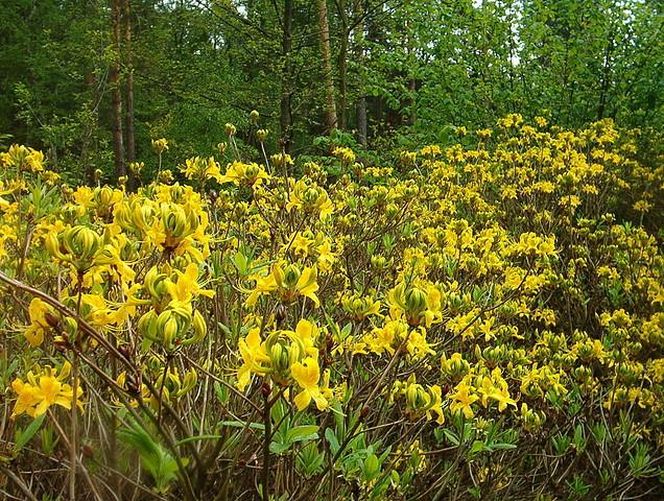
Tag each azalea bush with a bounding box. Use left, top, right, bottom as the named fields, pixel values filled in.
left=1, top=116, right=663, bottom=500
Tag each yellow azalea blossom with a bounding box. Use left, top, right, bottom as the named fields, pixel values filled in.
left=400, top=376, right=445, bottom=424
left=361, top=319, right=408, bottom=356
left=405, top=327, right=436, bottom=360
left=237, top=328, right=272, bottom=391
left=151, top=138, right=169, bottom=153
left=440, top=352, right=471, bottom=379
left=246, top=262, right=320, bottom=307
left=2, top=144, right=45, bottom=172
left=315, top=239, right=336, bottom=272
left=291, top=357, right=328, bottom=411
left=448, top=378, right=479, bottom=419
left=237, top=320, right=321, bottom=392
left=476, top=370, right=517, bottom=412
left=387, top=282, right=442, bottom=327
left=290, top=232, right=314, bottom=257
left=24, top=298, right=55, bottom=347
left=426, top=385, right=445, bottom=424
left=291, top=319, right=320, bottom=357
left=11, top=362, right=83, bottom=418
left=180, top=156, right=223, bottom=183
left=94, top=242, right=136, bottom=283
left=165, top=263, right=215, bottom=307
left=341, top=294, right=381, bottom=321
left=218, top=161, right=269, bottom=187
left=286, top=180, right=333, bottom=220
left=332, top=146, right=356, bottom=165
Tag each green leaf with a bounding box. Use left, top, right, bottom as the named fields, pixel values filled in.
left=217, top=420, right=265, bottom=431
left=14, top=414, right=46, bottom=453
left=469, top=440, right=488, bottom=455
left=232, top=251, right=249, bottom=275
left=285, top=425, right=319, bottom=444
left=325, top=428, right=340, bottom=455
left=117, top=421, right=182, bottom=493
left=488, top=442, right=517, bottom=451
left=442, top=428, right=460, bottom=446
left=363, top=453, right=380, bottom=480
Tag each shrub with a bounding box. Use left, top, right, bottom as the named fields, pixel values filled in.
left=1, top=116, right=662, bottom=499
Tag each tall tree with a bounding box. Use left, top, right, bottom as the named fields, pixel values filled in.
left=317, top=0, right=337, bottom=132
left=280, top=0, right=294, bottom=152
left=354, top=0, right=368, bottom=144
left=110, top=0, right=126, bottom=177
left=123, top=0, right=135, bottom=163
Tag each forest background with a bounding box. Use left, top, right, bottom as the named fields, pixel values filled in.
left=1, top=0, right=662, bottom=181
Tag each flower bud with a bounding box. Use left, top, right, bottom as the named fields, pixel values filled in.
left=152, top=138, right=169, bottom=154
left=192, top=310, right=207, bottom=342
left=156, top=311, right=179, bottom=348
left=256, top=129, right=269, bottom=142
left=138, top=310, right=159, bottom=341
left=283, top=265, right=301, bottom=289
left=178, top=369, right=198, bottom=396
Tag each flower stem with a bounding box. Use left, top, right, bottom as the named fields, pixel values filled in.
left=262, top=384, right=272, bottom=501
left=70, top=274, right=83, bottom=500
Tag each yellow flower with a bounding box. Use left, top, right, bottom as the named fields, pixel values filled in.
left=2, top=144, right=45, bottom=172
left=11, top=379, right=41, bottom=417
left=362, top=319, right=407, bottom=356
left=286, top=180, right=333, bottom=220
left=341, top=294, right=381, bottom=321
left=46, top=225, right=103, bottom=273
left=332, top=146, right=356, bottom=165
left=152, top=138, right=169, bottom=153
left=405, top=327, right=435, bottom=360
left=427, top=385, right=445, bottom=424
left=291, top=357, right=328, bottom=411
left=633, top=200, right=652, bottom=213
left=24, top=298, right=55, bottom=347
left=448, top=379, right=479, bottom=419
left=11, top=362, right=83, bottom=418
left=401, top=376, right=445, bottom=424
left=315, top=238, right=336, bottom=272
left=476, top=370, right=517, bottom=412
left=246, top=262, right=320, bottom=307
left=291, top=319, right=320, bottom=357
left=181, top=156, right=223, bottom=183
left=94, top=242, right=136, bottom=284
left=218, top=161, right=269, bottom=188
left=237, top=328, right=271, bottom=391
left=387, top=282, right=442, bottom=327
left=165, top=263, right=215, bottom=308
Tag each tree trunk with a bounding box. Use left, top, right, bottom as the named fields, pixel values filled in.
left=356, top=97, right=367, bottom=145
left=317, top=0, right=337, bottom=133
left=337, top=0, right=348, bottom=130
left=597, top=31, right=614, bottom=120
left=82, top=71, right=100, bottom=185
left=338, top=34, right=348, bottom=130
left=405, top=19, right=416, bottom=126
left=123, top=0, right=135, bottom=164
left=111, top=0, right=126, bottom=178
left=279, top=0, right=293, bottom=153
left=408, top=77, right=416, bottom=126
left=353, top=6, right=367, bottom=144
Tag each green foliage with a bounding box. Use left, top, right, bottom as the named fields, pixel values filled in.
left=1, top=0, right=661, bottom=176
left=118, top=419, right=185, bottom=493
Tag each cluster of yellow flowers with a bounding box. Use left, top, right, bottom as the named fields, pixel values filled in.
left=237, top=319, right=332, bottom=410
left=2, top=115, right=663, bottom=498
left=11, top=362, right=83, bottom=418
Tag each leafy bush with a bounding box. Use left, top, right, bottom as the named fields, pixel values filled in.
left=1, top=116, right=662, bottom=499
